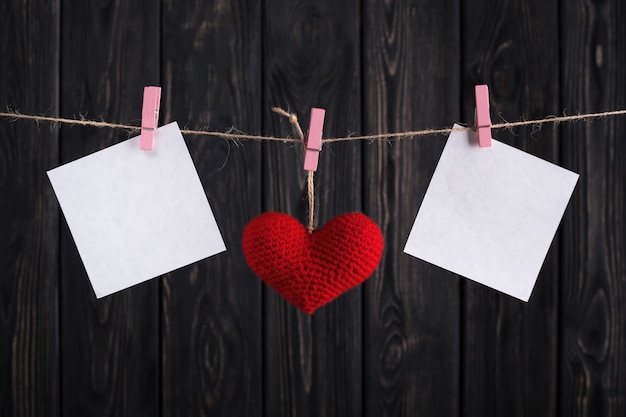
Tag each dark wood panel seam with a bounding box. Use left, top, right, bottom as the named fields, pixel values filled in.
left=459, top=4, right=466, bottom=417
left=56, top=2, right=64, bottom=416
left=158, top=3, right=163, bottom=417
left=260, top=2, right=267, bottom=417
left=555, top=3, right=563, bottom=417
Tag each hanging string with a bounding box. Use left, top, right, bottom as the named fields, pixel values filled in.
left=306, top=171, right=314, bottom=233
left=270, top=108, right=316, bottom=233
left=2, top=108, right=626, bottom=143
left=271, top=107, right=305, bottom=142
left=5, top=107, right=626, bottom=231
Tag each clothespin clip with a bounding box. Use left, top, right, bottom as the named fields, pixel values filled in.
left=303, top=108, right=326, bottom=171
left=140, top=86, right=162, bottom=150
left=474, top=84, right=492, bottom=148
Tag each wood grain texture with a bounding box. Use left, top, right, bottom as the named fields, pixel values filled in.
left=2, top=1, right=626, bottom=416
left=560, top=1, right=626, bottom=416
left=160, top=1, right=263, bottom=416
left=0, top=0, right=59, bottom=416
left=262, top=0, right=363, bottom=415
left=362, top=1, right=461, bottom=416
left=461, top=1, right=561, bottom=417
left=59, top=1, right=160, bottom=416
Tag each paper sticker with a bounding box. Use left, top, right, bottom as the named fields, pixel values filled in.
left=48, top=122, right=226, bottom=298
left=404, top=124, right=578, bottom=301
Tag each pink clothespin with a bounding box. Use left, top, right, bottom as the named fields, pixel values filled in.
left=140, top=86, right=162, bottom=150
left=303, top=108, right=326, bottom=171
left=474, top=84, right=492, bottom=148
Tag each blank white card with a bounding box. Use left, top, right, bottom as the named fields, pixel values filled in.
left=48, top=122, right=226, bottom=298
left=404, top=124, right=578, bottom=301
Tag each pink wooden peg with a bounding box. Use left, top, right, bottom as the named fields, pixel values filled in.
left=303, top=108, right=325, bottom=171
left=474, top=84, right=492, bottom=148
left=140, top=86, right=162, bottom=150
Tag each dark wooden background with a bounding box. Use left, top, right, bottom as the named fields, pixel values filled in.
left=1, top=0, right=624, bottom=416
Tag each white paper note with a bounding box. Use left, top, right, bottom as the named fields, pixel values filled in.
left=48, top=122, right=226, bottom=298
left=404, top=124, right=578, bottom=301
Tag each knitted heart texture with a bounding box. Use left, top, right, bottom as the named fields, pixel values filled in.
left=242, top=212, right=384, bottom=314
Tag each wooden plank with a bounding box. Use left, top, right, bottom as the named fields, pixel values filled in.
left=560, top=1, right=626, bottom=416
left=262, top=0, right=363, bottom=415
left=0, top=1, right=60, bottom=416
left=460, top=2, right=561, bottom=417
left=58, top=1, right=160, bottom=415
left=160, top=1, right=263, bottom=416
left=362, top=1, right=461, bottom=416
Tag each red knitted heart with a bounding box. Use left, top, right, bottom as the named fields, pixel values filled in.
left=242, top=212, right=384, bottom=314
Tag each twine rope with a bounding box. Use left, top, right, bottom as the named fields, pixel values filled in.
left=4, top=107, right=626, bottom=231
left=2, top=108, right=626, bottom=143
left=5, top=107, right=626, bottom=232
left=306, top=171, right=314, bottom=233
left=270, top=108, right=316, bottom=233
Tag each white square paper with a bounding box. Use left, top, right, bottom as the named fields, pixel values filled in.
left=48, top=122, right=226, bottom=298
left=404, top=124, right=578, bottom=301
